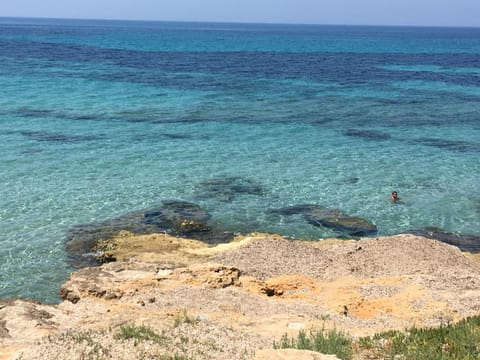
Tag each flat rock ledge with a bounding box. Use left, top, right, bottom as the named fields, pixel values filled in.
left=2, top=234, right=480, bottom=360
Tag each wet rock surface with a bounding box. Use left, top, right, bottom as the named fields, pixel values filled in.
left=407, top=227, right=480, bottom=252
left=270, top=204, right=377, bottom=236
left=142, top=200, right=211, bottom=234
left=309, top=215, right=377, bottom=236
left=65, top=200, right=234, bottom=267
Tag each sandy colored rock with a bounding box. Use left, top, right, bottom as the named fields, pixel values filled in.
left=2, top=233, right=480, bottom=359
left=170, top=263, right=241, bottom=288
left=253, top=349, right=340, bottom=360
left=95, top=231, right=265, bottom=267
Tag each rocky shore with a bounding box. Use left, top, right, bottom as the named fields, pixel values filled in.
left=2, top=231, right=480, bottom=359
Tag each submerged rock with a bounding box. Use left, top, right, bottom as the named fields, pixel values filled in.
left=195, top=176, right=264, bottom=202
left=269, top=204, right=377, bottom=237
left=20, top=130, right=98, bottom=143
left=416, top=138, right=480, bottom=153
left=21, top=148, right=44, bottom=155
left=142, top=200, right=211, bottom=234
left=162, top=132, right=194, bottom=139
left=16, top=108, right=56, bottom=118
left=65, top=200, right=234, bottom=267
left=308, top=214, right=378, bottom=236
left=65, top=211, right=148, bottom=267
left=407, top=227, right=480, bottom=252
left=344, top=128, right=391, bottom=141
left=334, top=176, right=360, bottom=185
left=269, top=204, right=325, bottom=217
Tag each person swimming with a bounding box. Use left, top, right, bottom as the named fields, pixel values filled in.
left=391, top=191, right=400, bottom=203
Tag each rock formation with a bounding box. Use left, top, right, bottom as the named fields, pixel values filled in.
left=2, top=233, right=480, bottom=359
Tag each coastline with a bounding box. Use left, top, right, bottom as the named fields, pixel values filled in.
left=2, top=18, right=480, bottom=309
left=2, top=232, right=480, bottom=359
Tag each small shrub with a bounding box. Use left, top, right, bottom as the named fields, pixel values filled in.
left=116, top=324, right=166, bottom=346
left=173, top=309, right=200, bottom=328
left=358, top=336, right=374, bottom=349
left=70, top=330, right=97, bottom=345
left=357, top=315, right=480, bottom=360
left=274, top=328, right=352, bottom=360
left=157, top=355, right=191, bottom=360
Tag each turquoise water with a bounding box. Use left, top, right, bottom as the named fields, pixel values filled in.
left=0, top=18, right=479, bottom=303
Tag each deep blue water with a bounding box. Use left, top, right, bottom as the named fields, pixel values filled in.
left=0, top=18, right=479, bottom=303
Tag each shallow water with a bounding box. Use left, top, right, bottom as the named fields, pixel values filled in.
left=0, top=18, right=479, bottom=303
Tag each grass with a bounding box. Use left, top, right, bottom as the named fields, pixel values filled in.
left=115, top=324, right=193, bottom=359
left=155, top=355, right=191, bottom=360
left=116, top=324, right=167, bottom=346
left=362, top=316, right=480, bottom=359
left=173, top=309, right=200, bottom=328
left=70, top=330, right=96, bottom=346
left=274, top=328, right=352, bottom=360
left=274, top=315, right=480, bottom=360
left=54, top=329, right=111, bottom=360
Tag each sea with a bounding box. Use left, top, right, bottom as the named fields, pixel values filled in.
left=0, top=17, right=479, bottom=303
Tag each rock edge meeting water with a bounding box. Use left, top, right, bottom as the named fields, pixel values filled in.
left=0, top=18, right=479, bottom=303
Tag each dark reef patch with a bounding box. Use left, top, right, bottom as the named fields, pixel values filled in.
left=344, top=128, right=391, bottom=141
left=20, top=148, right=43, bottom=155
left=407, top=227, right=480, bottom=253
left=131, top=132, right=210, bottom=143
left=269, top=204, right=326, bottom=217
left=162, top=133, right=194, bottom=140
left=14, top=107, right=100, bottom=122
left=65, top=200, right=234, bottom=267
left=142, top=200, right=211, bottom=235
left=67, top=114, right=99, bottom=121
left=269, top=204, right=377, bottom=237
left=334, top=177, right=360, bottom=185
left=375, top=98, right=427, bottom=106
left=161, top=133, right=211, bottom=140
left=15, top=108, right=56, bottom=118
left=415, top=138, right=480, bottom=153
left=195, top=176, right=265, bottom=202
left=20, top=130, right=99, bottom=143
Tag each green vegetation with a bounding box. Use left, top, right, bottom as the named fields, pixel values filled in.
left=173, top=309, right=200, bottom=328
left=155, top=355, right=191, bottom=360
left=274, top=328, right=352, bottom=360
left=115, top=324, right=193, bottom=359
left=55, top=329, right=111, bottom=360
left=275, top=315, right=480, bottom=360
left=70, top=330, right=96, bottom=346
left=116, top=324, right=167, bottom=346
left=362, top=316, right=480, bottom=359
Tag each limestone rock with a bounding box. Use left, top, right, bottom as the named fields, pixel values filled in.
left=252, top=349, right=340, bottom=360
left=59, top=262, right=159, bottom=303
left=4, top=234, right=480, bottom=360
left=65, top=200, right=235, bottom=267
left=171, top=263, right=241, bottom=288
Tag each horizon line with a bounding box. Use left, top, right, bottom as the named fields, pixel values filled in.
left=1, top=15, right=479, bottom=30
